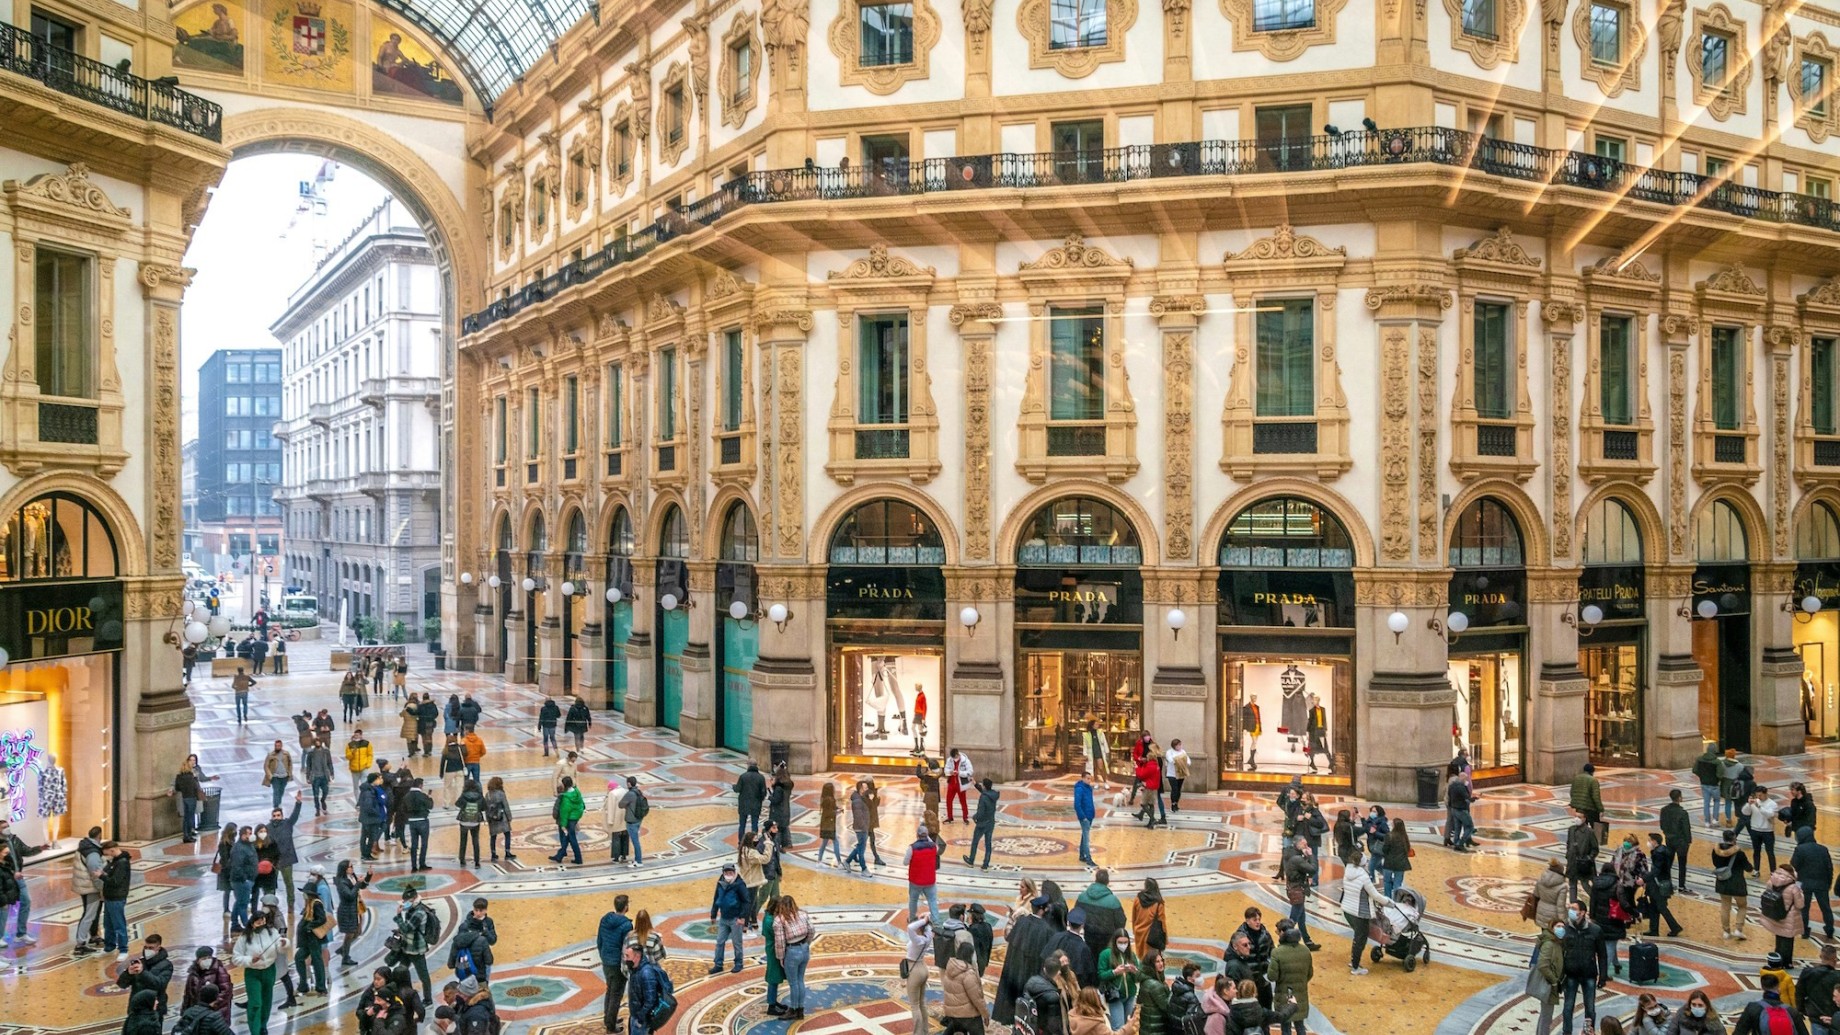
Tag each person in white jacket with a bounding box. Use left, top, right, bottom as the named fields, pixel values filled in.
left=1742, top=787, right=1783, bottom=873
left=603, top=778, right=630, bottom=863
left=230, top=910, right=287, bottom=1035
left=1338, top=857, right=1394, bottom=977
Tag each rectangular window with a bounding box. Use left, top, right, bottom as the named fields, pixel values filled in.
left=1049, top=306, right=1105, bottom=421
left=34, top=248, right=94, bottom=399
left=723, top=329, right=745, bottom=432
left=858, top=315, right=910, bottom=425
left=1255, top=104, right=1314, bottom=172
left=615, top=122, right=632, bottom=176
left=1474, top=301, right=1513, bottom=420
left=1815, top=338, right=1838, bottom=436
left=570, top=153, right=586, bottom=205
left=1051, top=119, right=1105, bottom=180
left=1589, top=2, right=1623, bottom=65
left=606, top=364, right=623, bottom=448
left=1811, top=177, right=1835, bottom=200
left=1461, top=0, right=1497, bottom=38
left=526, top=388, right=540, bottom=459
left=658, top=347, right=678, bottom=439
left=861, top=134, right=911, bottom=179
left=730, top=40, right=754, bottom=104
left=1594, top=135, right=1627, bottom=163
left=1600, top=314, right=1634, bottom=426
left=227, top=364, right=244, bottom=383
left=564, top=375, right=580, bottom=455
left=1252, top=0, right=1315, bottom=32
left=666, top=86, right=686, bottom=144
left=1701, top=32, right=1730, bottom=89
left=1049, top=0, right=1108, bottom=48
left=30, top=12, right=80, bottom=51
left=1255, top=299, right=1316, bottom=418
left=1805, top=57, right=1832, bottom=117
left=494, top=396, right=507, bottom=464
left=1705, top=155, right=1730, bottom=180
left=1711, top=326, right=1742, bottom=430
left=860, top=2, right=915, bottom=65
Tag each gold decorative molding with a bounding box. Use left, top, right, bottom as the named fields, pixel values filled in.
left=1551, top=331, right=1574, bottom=558
left=625, top=61, right=653, bottom=142
left=1453, top=226, right=1543, bottom=269
left=565, top=136, right=593, bottom=222
left=964, top=335, right=993, bottom=561
left=1572, top=0, right=1648, bottom=97
left=1543, top=299, right=1586, bottom=327
left=1701, top=263, right=1766, bottom=298
left=1149, top=295, right=1206, bottom=319
left=1164, top=330, right=1195, bottom=560
left=1229, top=224, right=1345, bottom=262
left=825, top=248, right=942, bottom=485
left=1668, top=346, right=1689, bottom=555
left=949, top=301, right=1005, bottom=325
left=1020, top=233, right=1135, bottom=274
left=137, top=264, right=196, bottom=295
left=1793, top=33, right=1838, bottom=142
left=151, top=306, right=180, bottom=568
left=963, top=0, right=994, bottom=53
left=762, top=0, right=811, bottom=74
left=5, top=163, right=132, bottom=221
left=1016, top=0, right=1138, bottom=77
left=1774, top=350, right=1792, bottom=556
left=1220, top=0, right=1350, bottom=60
left=1443, top=0, right=1527, bottom=67
left=830, top=0, right=943, bottom=93
left=719, top=12, right=762, bottom=128
left=657, top=62, right=692, bottom=166
left=829, top=243, right=938, bottom=281
left=1686, top=4, right=1752, bottom=120
left=754, top=308, right=815, bottom=333
left=1583, top=253, right=1662, bottom=284
left=775, top=344, right=804, bottom=558
left=1417, top=328, right=1440, bottom=561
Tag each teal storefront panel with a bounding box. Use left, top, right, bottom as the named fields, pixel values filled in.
left=722, top=616, right=758, bottom=752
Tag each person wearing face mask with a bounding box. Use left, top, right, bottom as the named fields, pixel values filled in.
left=252, top=824, right=281, bottom=912
left=1666, top=990, right=1728, bottom=1035
left=1644, top=833, right=1684, bottom=939
left=1361, top=806, right=1390, bottom=877
left=1590, top=861, right=1628, bottom=979
left=1098, top=929, right=1140, bottom=1029
left=263, top=740, right=294, bottom=810
left=1281, top=837, right=1322, bottom=951
left=1744, top=786, right=1784, bottom=874
left=1715, top=827, right=1756, bottom=940
left=1526, top=918, right=1564, bottom=1035
left=269, top=793, right=304, bottom=917
left=230, top=904, right=287, bottom=1035
left=1635, top=993, right=1673, bottom=1035
left=1557, top=900, right=1602, bottom=1035
left=228, top=826, right=258, bottom=934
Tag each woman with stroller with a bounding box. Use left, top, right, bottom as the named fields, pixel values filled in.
left=1340, top=850, right=1395, bottom=976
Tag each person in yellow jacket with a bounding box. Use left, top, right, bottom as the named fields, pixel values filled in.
left=345, top=730, right=374, bottom=801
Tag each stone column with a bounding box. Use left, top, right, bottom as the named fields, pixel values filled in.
left=577, top=622, right=606, bottom=704
left=1528, top=571, right=1588, bottom=784
left=1649, top=566, right=1706, bottom=768
left=945, top=567, right=1009, bottom=781
left=472, top=601, right=500, bottom=674
left=1755, top=562, right=1808, bottom=755
left=624, top=565, right=660, bottom=727
left=678, top=560, right=719, bottom=747
left=749, top=566, right=823, bottom=771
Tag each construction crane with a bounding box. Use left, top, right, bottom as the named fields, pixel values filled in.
left=282, top=160, right=337, bottom=264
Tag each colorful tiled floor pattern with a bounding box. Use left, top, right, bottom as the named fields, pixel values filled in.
left=4, top=641, right=1838, bottom=1035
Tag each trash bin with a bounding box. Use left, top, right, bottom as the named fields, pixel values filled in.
left=200, top=785, right=223, bottom=830
left=433, top=649, right=447, bottom=672
left=1415, top=767, right=1441, bottom=810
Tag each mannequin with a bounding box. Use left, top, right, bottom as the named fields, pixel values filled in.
left=1240, top=694, right=1262, bottom=771
left=1304, top=694, right=1329, bottom=773
left=1278, top=664, right=1307, bottom=751
left=1805, top=671, right=1818, bottom=735
left=37, top=752, right=67, bottom=843
left=864, top=656, right=908, bottom=741
left=910, top=683, right=928, bottom=757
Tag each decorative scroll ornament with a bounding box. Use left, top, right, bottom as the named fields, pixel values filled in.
left=1226, top=224, right=1345, bottom=262
left=829, top=243, right=937, bottom=280
left=646, top=295, right=686, bottom=325
left=1702, top=263, right=1765, bottom=296
left=1542, top=300, right=1585, bottom=326
left=949, top=302, right=1004, bottom=325
left=1020, top=233, right=1134, bottom=271
left=1453, top=226, right=1543, bottom=267
left=1363, top=285, right=1452, bottom=310
left=754, top=308, right=814, bottom=333
left=1804, top=279, right=1840, bottom=308
left=1583, top=254, right=1661, bottom=282
left=138, top=264, right=196, bottom=292
left=1148, top=295, right=1206, bottom=316
left=707, top=269, right=746, bottom=300
left=10, top=163, right=131, bottom=218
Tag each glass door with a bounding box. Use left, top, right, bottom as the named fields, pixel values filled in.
left=609, top=600, right=632, bottom=711
left=1578, top=630, right=1643, bottom=767
left=1018, top=649, right=1142, bottom=774
left=721, top=615, right=758, bottom=752
left=1447, top=648, right=1525, bottom=774
left=658, top=606, right=688, bottom=730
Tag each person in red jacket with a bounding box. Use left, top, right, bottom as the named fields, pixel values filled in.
left=905, top=827, right=940, bottom=921
left=1134, top=750, right=1166, bottom=829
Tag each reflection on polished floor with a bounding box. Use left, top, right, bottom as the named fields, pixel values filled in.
left=5, top=642, right=1837, bottom=1035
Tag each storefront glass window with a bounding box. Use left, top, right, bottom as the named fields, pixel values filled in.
left=0, top=493, right=118, bottom=582
left=828, top=500, right=944, bottom=565
left=1448, top=497, right=1529, bottom=778
left=1449, top=652, right=1524, bottom=769
left=1016, top=496, right=1141, bottom=567
left=1795, top=502, right=1840, bottom=742
left=1580, top=497, right=1647, bottom=765
left=1693, top=499, right=1752, bottom=751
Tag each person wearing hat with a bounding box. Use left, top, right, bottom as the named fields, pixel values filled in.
left=183, top=944, right=234, bottom=1026
left=994, top=891, right=1054, bottom=1024
left=709, top=861, right=750, bottom=974
left=293, top=880, right=330, bottom=997
left=392, top=887, right=438, bottom=1002
left=176, top=977, right=236, bottom=1035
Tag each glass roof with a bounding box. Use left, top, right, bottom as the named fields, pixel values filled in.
left=374, top=0, right=594, bottom=111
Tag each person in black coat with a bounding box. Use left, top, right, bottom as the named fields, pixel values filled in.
left=1784, top=784, right=1817, bottom=838
left=563, top=697, right=591, bottom=752
left=1560, top=902, right=1603, bottom=1034
left=734, top=762, right=767, bottom=840
left=994, top=894, right=1052, bottom=1025
left=538, top=698, right=561, bottom=756
left=457, top=695, right=483, bottom=730
left=121, top=990, right=162, bottom=1035
left=1054, top=906, right=1098, bottom=989
left=1645, top=834, right=1683, bottom=938
left=967, top=902, right=994, bottom=976
left=1589, top=864, right=1627, bottom=980
left=769, top=763, right=794, bottom=849
left=115, top=935, right=174, bottom=1015
left=1730, top=976, right=1811, bottom=1035
left=1791, top=826, right=1836, bottom=939
left=175, top=984, right=236, bottom=1035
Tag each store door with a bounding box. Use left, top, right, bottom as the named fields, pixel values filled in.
left=1691, top=563, right=1752, bottom=753
left=1446, top=639, right=1525, bottom=773
left=721, top=615, right=758, bottom=752
left=1017, top=634, right=1143, bottom=775
left=609, top=600, right=632, bottom=711
left=658, top=606, right=687, bottom=731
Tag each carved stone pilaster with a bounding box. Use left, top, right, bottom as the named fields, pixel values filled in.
left=1416, top=328, right=1439, bottom=562
left=1550, top=330, right=1574, bottom=559
left=149, top=303, right=182, bottom=570
left=957, top=312, right=997, bottom=562
left=1667, top=345, right=1689, bottom=557
left=1379, top=328, right=1411, bottom=561
left=1772, top=346, right=1791, bottom=558
left=1164, top=329, right=1195, bottom=561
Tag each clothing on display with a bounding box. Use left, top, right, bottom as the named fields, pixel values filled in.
left=1229, top=661, right=1342, bottom=776
left=838, top=650, right=942, bottom=760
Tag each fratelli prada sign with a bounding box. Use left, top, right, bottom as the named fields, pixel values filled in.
left=1578, top=565, right=1646, bottom=622
left=0, top=579, right=124, bottom=661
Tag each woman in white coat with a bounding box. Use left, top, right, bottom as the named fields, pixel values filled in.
left=1339, top=851, right=1395, bottom=977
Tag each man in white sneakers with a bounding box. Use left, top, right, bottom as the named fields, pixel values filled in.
left=944, top=748, right=974, bottom=824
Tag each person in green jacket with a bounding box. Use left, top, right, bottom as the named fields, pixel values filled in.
left=1097, top=929, right=1141, bottom=1029
left=760, top=896, right=787, bottom=1016
left=1718, top=750, right=1748, bottom=826
left=1528, top=922, right=1565, bottom=1035
left=1570, top=764, right=1606, bottom=841
left=1135, top=949, right=1173, bottom=1035
left=550, top=777, right=586, bottom=865
left=1266, top=922, right=1313, bottom=1035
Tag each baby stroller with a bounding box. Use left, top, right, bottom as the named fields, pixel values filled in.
left=1368, top=887, right=1432, bottom=972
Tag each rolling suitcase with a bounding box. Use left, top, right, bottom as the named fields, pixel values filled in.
left=609, top=830, right=629, bottom=862
left=1628, top=937, right=1659, bottom=984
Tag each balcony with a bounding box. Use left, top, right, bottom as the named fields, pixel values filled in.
left=308, top=402, right=333, bottom=427
left=0, top=21, right=221, bottom=142
left=461, top=126, right=1840, bottom=335
left=271, top=420, right=292, bottom=442
left=306, top=479, right=340, bottom=502
left=358, top=469, right=440, bottom=497
left=359, top=376, right=443, bottom=409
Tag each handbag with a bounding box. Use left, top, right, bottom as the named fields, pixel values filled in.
left=312, top=909, right=336, bottom=940
left=1519, top=891, right=1540, bottom=922
left=1609, top=897, right=1635, bottom=924
left=1525, top=964, right=1553, bottom=1001
left=1286, top=883, right=1308, bottom=906
left=1147, top=915, right=1168, bottom=951
left=647, top=988, right=678, bottom=1031
left=900, top=958, right=915, bottom=980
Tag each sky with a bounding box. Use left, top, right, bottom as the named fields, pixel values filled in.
left=179, top=155, right=391, bottom=439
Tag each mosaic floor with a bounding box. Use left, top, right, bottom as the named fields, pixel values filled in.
left=4, top=639, right=1838, bottom=1035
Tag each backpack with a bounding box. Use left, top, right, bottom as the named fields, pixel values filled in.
left=1761, top=885, right=1791, bottom=921
left=632, top=792, right=650, bottom=820
left=459, top=797, right=483, bottom=824
left=643, top=962, right=677, bottom=1029
left=485, top=797, right=506, bottom=823
left=1179, top=1005, right=1209, bottom=1035
left=395, top=905, right=430, bottom=956
left=453, top=946, right=477, bottom=980
left=1723, top=779, right=1743, bottom=801
left=459, top=1002, right=501, bottom=1035
left=1764, top=1003, right=1796, bottom=1035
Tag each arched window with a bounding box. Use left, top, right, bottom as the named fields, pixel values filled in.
left=0, top=492, right=118, bottom=582
left=566, top=511, right=588, bottom=557
left=721, top=503, right=759, bottom=563
left=1797, top=501, right=1840, bottom=560
left=658, top=505, right=690, bottom=558
left=1694, top=499, right=1748, bottom=563
left=1016, top=497, right=1141, bottom=566
left=829, top=500, right=946, bottom=565
left=607, top=506, right=635, bottom=557
left=1582, top=498, right=1644, bottom=566
left=1220, top=496, right=1353, bottom=568
left=528, top=512, right=549, bottom=554
left=1448, top=498, right=1524, bottom=568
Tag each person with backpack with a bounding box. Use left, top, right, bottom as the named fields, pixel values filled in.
left=1721, top=749, right=1749, bottom=825
left=1762, top=862, right=1809, bottom=967
left=454, top=779, right=486, bottom=868
left=596, top=894, right=633, bottom=1033
left=454, top=975, right=500, bottom=1035
left=461, top=727, right=488, bottom=786
left=1747, top=787, right=1786, bottom=874
left=622, top=776, right=650, bottom=867
left=709, top=862, right=751, bottom=974
left=449, top=898, right=498, bottom=984
left=551, top=776, right=586, bottom=866
left=1799, top=944, right=1840, bottom=1034
left=565, top=696, right=593, bottom=753
left=485, top=776, right=516, bottom=863
left=436, top=736, right=466, bottom=807
left=625, top=938, right=677, bottom=1035
left=1716, top=827, right=1756, bottom=940
left=1730, top=973, right=1812, bottom=1035
left=175, top=979, right=235, bottom=1035
left=1265, top=921, right=1311, bottom=1035
left=392, top=887, right=439, bottom=1002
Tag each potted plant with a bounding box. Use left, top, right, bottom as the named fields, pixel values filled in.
left=423, top=616, right=443, bottom=650
left=386, top=620, right=408, bottom=645
left=353, top=614, right=379, bottom=644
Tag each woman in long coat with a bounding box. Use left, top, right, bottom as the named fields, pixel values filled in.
left=333, top=860, right=369, bottom=966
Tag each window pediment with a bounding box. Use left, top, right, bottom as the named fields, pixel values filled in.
left=1803, top=278, right=1840, bottom=324
left=1696, top=263, right=1767, bottom=319
left=705, top=269, right=756, bottom=323
left=1017, top=0, right=1138, bottom=77
left=828, top=243, right=937, bottom=291
left=1573, top=0, right=1647, bottom=97
left=1688, top=4, right=1752, bottom=121
left=2, top=164, right=133, bottom=241
left=1223, top=224, right=1347, bottom=287
left=1452, top=226, right=1543, bottom=277
left=1220, top=0, right=1349, bottom=60
left=830, top=0, right=942, bottom=94
left=1018, top=233, right=1135, bottom=292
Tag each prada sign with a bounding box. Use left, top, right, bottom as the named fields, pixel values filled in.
left=1577, top=565, right=1646, bottom=622
left=0, top=580, right=123, bottom=661
left=1447, top=569, right=1527, bottom=629
left=1013, top=570, right=1143, bottom=626
left=826, top=566, right=946, bottom=622
left=1218, top=570, right=1353, bottom=629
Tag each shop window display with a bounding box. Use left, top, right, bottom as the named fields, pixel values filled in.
left=1019, top=649, right=1141, bottom=772
left=1579, top=637, right=1643, bottom=765
left=836, top=648, right=942, bottom=759
left=1447, top=652, right=1523, bottom=770
left=1223, top=657, right=1348, bottom=775
left=1795, top=502, right=1840, bottom=742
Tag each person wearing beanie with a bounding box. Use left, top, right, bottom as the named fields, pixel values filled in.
left=182, top=944, right=234, bottom=1025
left=122, top=990, right=163, bottom=1035
left=175, top=980, right=236, bottom=1035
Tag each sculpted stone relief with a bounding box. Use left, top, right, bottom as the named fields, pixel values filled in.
left=1380, top=328, right=1412, bottom=561
left=1163, top=328, right=1195, bottom=561
left=1550, top=331, right=1573, bottom=558
left=1416, top=328, right=1439, bottom=561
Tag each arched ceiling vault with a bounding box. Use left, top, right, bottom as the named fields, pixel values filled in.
left=373, top=0, right=594, bottom=113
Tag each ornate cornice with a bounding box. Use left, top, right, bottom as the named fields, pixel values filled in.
left=1364, top=285, right=1452, bottom=310
left=1225, top=224, right=1345, bottom=263
left=829, top=243, right=937, bottom=281
left=1019, top=233, right=1133, bottom=272
left=3, top=163, right=132, bottom=219
left=1582, top=254, right=1662, bottom=284
left=1453, top=226, right=1543, bottom=268
left=949, top=301, right=1004, bottom=326
left=1700, top=263, right=1766, bottom=296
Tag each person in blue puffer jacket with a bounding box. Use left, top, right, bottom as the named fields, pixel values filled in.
left=596, top=894, right=633, bottom=1033
left=1073, top=776, right=1096, bottom=868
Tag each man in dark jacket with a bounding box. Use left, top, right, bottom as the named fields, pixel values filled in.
left=117, top=933, right=174, bottom=1014
left=175, top=983, right=236, bottom=1035
left=994, top=894, right=1052, bottom=1025
left=596, top=895, right=633, bottom=1033
left=538, top=698, right=561, bottom=756
left=415, top=695, right=440, bottom=758
left=625, top=941, right=673, bottom=1035
left=1232, top=908, right=1276, bottom=999
left=1059, top=907, right=1099, bottom=988
left=1798, top=944, right=1840, bottom=1028
left=1566, top=810, right=1600, bottom=901
left=734, top=762, right=767, bottom=840
left=1730, top=974, right=1811, bottom=1035
left=1560, top=900, right=1603, bottom=1035
left=359, top=773, right=388, bottom=860
left=448, top=898, right=498, bottom=982
left=0, top=818, right=46, bottom=944
left=458, top=696, right=483, bottom=730
left=123, top=990, right=163, bottom=1035
left=1792, top=826, right=1837, bottom=940
left=1446, top=774, right=1475, bottom=851
left=182, top=946, right=234, bottom=1025
left=1022, top=953, right=1070, bottom=1035
left=1221, top=930, right=1271, bottom=1008
left=964, top=779, right=1001, bottom=871
left=1659, top=788, right=1694, bottom=888
left=708, top=863, right=750, bottom=974
left=1168, top=960, right=1204, bottom=1026
left=404, top=779, right=435, bottom=872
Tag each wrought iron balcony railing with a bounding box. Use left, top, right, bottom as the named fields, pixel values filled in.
left=462, top=125, right=1840, bottom=334
left=0, top=21, right=222, bottom=142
